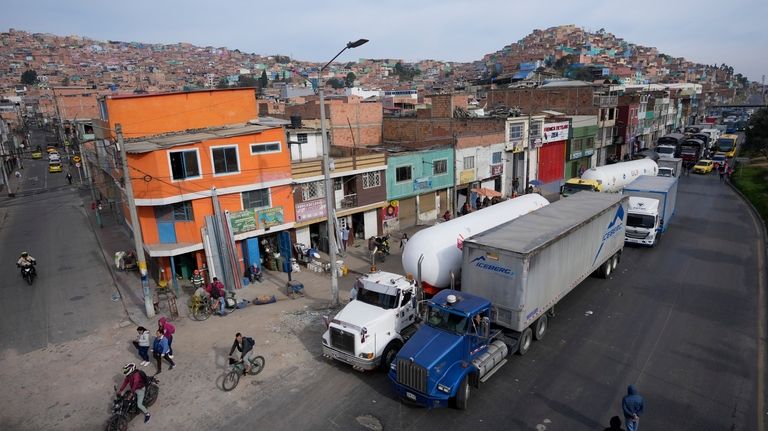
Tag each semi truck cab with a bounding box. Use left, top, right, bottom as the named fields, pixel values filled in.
left=388, top=290, right=509, bottom=409
left=322, top=271, right=418, bottom=371
left=625, top=197, right=661, bottom=246
left=561, top=178, right=601, bottom=197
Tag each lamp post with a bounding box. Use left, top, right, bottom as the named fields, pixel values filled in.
left=319, top=38, right=368, bottom=306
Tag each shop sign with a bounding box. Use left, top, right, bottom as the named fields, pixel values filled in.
left=584, top=149, right=594, bottom=156
left=258, top=207, right=284, bottom=228
left=459, top=169, right=476, bottom=184
left=230, top=209, right=258, bottom=235
left=295, top=199, right=326, bottom=223
left=413, top=177, right=432, bottom=191
left=542, top=121, right=570, bottom=143
left=382, top=200, right=399, bottom=220
left=506, top=139, right=525, bottom=153
left=572, top=151, right=583, bottom=159
left=489, top=164, right=503, bottom=176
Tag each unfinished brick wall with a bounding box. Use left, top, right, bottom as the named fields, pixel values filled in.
left=486, top=87, right=597, bottom=115
left=284, top=97, right=382, bottom=148
left=383, top=117, right=505, bottom=147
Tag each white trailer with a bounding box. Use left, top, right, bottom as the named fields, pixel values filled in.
left=461, top=192, right=628, bottom=354
left=580, top=159, right=658, bottom=192
left=657, top=158, right=683, bottom=178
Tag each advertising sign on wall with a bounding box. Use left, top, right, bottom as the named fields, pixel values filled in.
left=295, top=199, right=326, bottom=223
left=542, top=121, right=570, bottom=143
left=382, top=200, right=399, bottom=220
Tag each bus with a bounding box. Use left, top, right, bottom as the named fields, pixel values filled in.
left=716, top=134, right=738, bottom=158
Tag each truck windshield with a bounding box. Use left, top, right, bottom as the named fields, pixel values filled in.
left=426, top=305, right=468, bottom=334
left=657, top=146, right=675, bottom=154
left=562, top=183, right=595, bottom=197
left=357, top=286, right=398, bottom=310
left=627, top=214, right=655, bottom=229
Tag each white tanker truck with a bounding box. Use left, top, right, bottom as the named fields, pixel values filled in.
left=561, top=159, right=658, bottom=197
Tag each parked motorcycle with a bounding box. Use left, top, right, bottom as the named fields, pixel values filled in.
left=107, top=375, right=159, bottom=431
left=293, top=243, right=320, bottom=265
left=245, top=264, right=263, bottom=283
left=17, top=263, right=36, bottom=285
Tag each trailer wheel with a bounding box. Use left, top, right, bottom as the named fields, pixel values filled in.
left=611, top=254, right=619, bottom=271
left=518, top=328, right=533, bottom=355
left=380, top=341, right=402, bottom=372
left=600, top=259, right=612, bottom=279
left=453, top=375, right=470, bottom=410
left=533, top=314, right=548, bottom=341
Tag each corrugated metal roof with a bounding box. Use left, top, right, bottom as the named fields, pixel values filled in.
left=125, top=123, right=275, bottom=153
left=467, top=192, right=625, bottom=255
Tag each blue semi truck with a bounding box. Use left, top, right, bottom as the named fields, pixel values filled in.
left=388, top=192, right=628, bottom=409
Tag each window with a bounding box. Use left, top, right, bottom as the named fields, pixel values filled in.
left=491, top=152, right=502, bottom=164
left=509, top=124, right=523, bottom=140
left=301, top=181, right=325, bottom=200
left=362, top=171, right=381, bottom=189
left=169, top=150, right=200, bottom=180
left=296, top=133, right=308, bottom=144
left=250, top=141, right=281, bottom=154
left=334, top=178, right=343, bottom=191
left=529, top=122, right=542, bottom=138
left=170, top=201, right=193, bottom=221
left=211, top=146, right=239, bottom=175
left=242, top=189, right=270, bottom=210
left=463, top=156, right=475, bottom=169
left=586, top=137, right=594, bottom=148
left=395, top=166, right=412, bottom=182
left=433, top=159, right=448, bottom=175
left=572, top=139, right=583, bottom=151
left=608, top=108, right=616, bottom=120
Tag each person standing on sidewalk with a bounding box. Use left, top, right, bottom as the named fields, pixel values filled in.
left=341, top=226, right=349, bottom=253
left=152, top=329, right=175, bottom=373
left=190, top=269, right=204, bottom=290
left=133, top=326, right=151, bottom=366
left=65, top=172, right=72, bottom=185
left=400, top=232, right=409, bottom=250
left=158, top=317, right=175, bottom=358
left=621, top=384, right=645, bottom=431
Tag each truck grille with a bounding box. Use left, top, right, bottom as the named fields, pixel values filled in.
left=396, top=359, right=427, bottom=393
left=330, top=327, right=355, bottom=354
left=625, top=231, right=649, bottom=239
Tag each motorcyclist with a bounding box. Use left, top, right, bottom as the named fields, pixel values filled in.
left=118, top=363, right=151, bottom=423
left=16, top=252, right=36, bottom=276
left=229, top=332, right=256, bottom=374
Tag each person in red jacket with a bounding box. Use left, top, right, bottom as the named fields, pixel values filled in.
left=118, top=363, right=150, bottom=423
left=157, top=316, right=175, bottom=358
left=206, top=277, right=226, bottom=316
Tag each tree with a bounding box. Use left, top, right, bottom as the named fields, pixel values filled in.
left=393, top=62, right=421, bottom=82
left=326, top=77, right=345, bottom=89
left=237, top=75, right=258, bottom=88
left=21, top=70, right=38, bottom=85
left=216, top=78, right=229, bottom=89
left=744, top=107, right=768, bottom=158
left=260, top=70, right=268, bottom=88
left=345, top=72, right=356, bottom=87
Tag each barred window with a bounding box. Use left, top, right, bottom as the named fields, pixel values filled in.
left=530, top=122, right=542, bottom=138
left=433, top=159, right=447, bottom=175
left=463, top=156, right=475, bottom=169
left=509, top=124, right=523, bottom=140
left=297, top=133, right=308, bottom=144
left=396, top=166, right=412, bottom=182
left=301, top=181, right=325, bottom=200
left=242, top=189, right=270, bottom=210
left=362, top=171, right=381, bottom=189
left=491, top=152, right=502, bottom=164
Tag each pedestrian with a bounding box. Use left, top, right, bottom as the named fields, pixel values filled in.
left=132, top=326, right=151, bottom=366
left=621, top=385, right=645, bottom=431
left=482, top=197, right=491, bottom=208
left=719, top=165, right=725, bottom=182
left=512, top=177, right=520, bottom=194
left=442, top=210, right=451, bottom=221
left=460, top=202, right=471, bottom=216
left=157, top=316, right=175, bottom=358
left=151, top=329, right=175, bottom=373
left=604, top=416, right=625, bottom=431
left=685, top=162, right=692, bottom=176
left=726, top=166, right=733, bottom=182
left=65, top=172, right=72, bottom=185
left=475, top=196, right=482, bottom=210
left=400, top=232, right=409, bottom=250
left=341, top=226, right=350, bottom=253
left=190, top=269, right=205, bottom=290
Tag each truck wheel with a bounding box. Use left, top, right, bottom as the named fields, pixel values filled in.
left=453, top=375, right=470, bottom=410
left=533, top=314, right=548, bottom=341
left=518, top=328, right=533, bottom=355
left=600, top=259, right=612, bottom=279
left=611, top=254, right=619, bottom=271
left=380, top=341, right=402, bottom=372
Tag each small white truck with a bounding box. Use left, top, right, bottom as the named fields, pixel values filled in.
left=321, top=271, right=419, bottom=371
left=623, top=176, right=678, bottom=247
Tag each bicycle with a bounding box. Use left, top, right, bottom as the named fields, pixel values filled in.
left=222, top=355, right=265, bottom=391
left=188, top=294, right=212, bottom=321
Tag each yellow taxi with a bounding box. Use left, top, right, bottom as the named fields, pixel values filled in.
left=46, top=146, right=58, bottom=153
left=31, top=150, right=43, bottom=159
left=692, top=159, right=714, bottom=174
left=49, top=162, right=63, bottom=173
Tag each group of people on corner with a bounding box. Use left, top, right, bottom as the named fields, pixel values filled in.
left=605, top=385, right=645, bottom=431
left=121, top=317, right=176, bottom=424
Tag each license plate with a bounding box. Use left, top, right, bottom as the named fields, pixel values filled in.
left=406, top=392, right=416, bottom=401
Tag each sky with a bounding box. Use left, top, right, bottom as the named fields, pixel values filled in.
left=2, top=0, right=766, bottom=82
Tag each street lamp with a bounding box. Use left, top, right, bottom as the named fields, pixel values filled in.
left=319, top=38, right=368, bottom=306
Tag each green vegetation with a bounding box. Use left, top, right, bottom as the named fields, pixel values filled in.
left=732, top=165, right=768, bottom=225
left=393, top=62, right=420, bottom=82
left=345, top=72, right=356, bottom=87
left=326, top=77, right=345, bottom=89
left=744, top=108, right=768, bottom=158
left=21, top=69, right=38, bottom=85
left=237, top=75, right=259, bottom=87
left=260, top=70, right=268, bottom=88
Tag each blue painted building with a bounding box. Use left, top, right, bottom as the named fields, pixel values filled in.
left=383, top=147, right=455, bottom=231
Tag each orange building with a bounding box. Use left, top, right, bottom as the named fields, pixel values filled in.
left=94, top=88, right=295, bottom=288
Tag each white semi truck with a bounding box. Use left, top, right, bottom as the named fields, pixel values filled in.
left=623, top=176, right=678, bottom=247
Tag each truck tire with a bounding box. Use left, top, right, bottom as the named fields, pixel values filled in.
left=533, top=314, right=548, bottom=341
left=611, top=254, right=619, bottom=271
left=453, top=375, right=470, bottom=410
left=518, top=328, right=533, bottom=355
left=380, top=341, right=402, bottom=372
left=600, top=259, right=612, bottom=279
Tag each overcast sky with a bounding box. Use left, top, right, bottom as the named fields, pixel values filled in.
left=2, top=0, right=766, bottom=81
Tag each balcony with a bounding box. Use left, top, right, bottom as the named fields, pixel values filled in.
left=593, top=95, right=618, bottom=107
left=339, top=193, right=358, bottom=209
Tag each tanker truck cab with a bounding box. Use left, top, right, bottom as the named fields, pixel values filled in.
left=625, top=197, right=660, bottom=246
left=561, top=178, right=601, bottom=197
left=322, top=271, right=418, bottom=371
left=389, top=290, right=509, bottom=409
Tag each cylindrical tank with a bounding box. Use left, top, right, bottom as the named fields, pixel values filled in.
left=581, top=159, right=658, bottom=193
left=402, top=194, right=549, bottom=293
left=472, top=339, right=509, bottom=379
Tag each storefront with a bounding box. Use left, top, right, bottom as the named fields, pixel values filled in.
left=537, top=121, right=569, bottom=184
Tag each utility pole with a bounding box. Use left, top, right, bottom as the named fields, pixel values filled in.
left=320, top=82, right=340, bottom=306
left=117, top=124, right=154, bottom=318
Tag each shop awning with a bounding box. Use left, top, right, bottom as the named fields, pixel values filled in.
left=470, top=187, right=502, bottom=198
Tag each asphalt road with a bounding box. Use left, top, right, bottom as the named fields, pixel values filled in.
left=0, top=129, right=123, bottom=356
left=226, top=169, right=764, bottom=430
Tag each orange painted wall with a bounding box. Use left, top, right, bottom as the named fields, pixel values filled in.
left=105, top=88, right=257, bottom=139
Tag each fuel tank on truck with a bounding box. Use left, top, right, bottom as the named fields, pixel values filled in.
left=401, top=194, right=549, bottom=294
left=581, top=159, right=658, bottom=193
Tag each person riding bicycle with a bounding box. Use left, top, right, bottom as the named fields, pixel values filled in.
left=229, top=332, right=256, bottom=374
left=118, top=363, right=151, bottom=423
left=206, top=277, right=226, bottom=316
left=16, top=252, right=36, bottom=277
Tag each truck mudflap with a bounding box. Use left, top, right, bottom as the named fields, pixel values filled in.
left=322, top=344, right=379, bottom=371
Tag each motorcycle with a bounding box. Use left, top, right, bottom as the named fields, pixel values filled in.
left=107, top=375, right=159, bottom=431
left=370, top=235, right=391, bottom=263
left=293, top=243, right=320, bottom=265
left=17, top=263, right=36, bottom=285
left=245, top=264, right=263, bottom=283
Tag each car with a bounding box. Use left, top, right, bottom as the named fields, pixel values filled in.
left=712, top=153, right=727, bottom=169
left=31, top=150, right=43, bottom=159
left=49, top=152, right=61, bottom=162
left=692, top=160, right=714, bottom=174
left=49, top=162, right=63, bottom=173
left=46, top=146, right=58, bottom=153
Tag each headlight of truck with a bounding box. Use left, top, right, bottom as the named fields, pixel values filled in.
left=359, top=352, right=374, bottom=359
left=437, top=384, right=451, bottom=393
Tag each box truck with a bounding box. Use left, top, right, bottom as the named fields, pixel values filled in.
left=623, top=176, right=678, bottom=247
